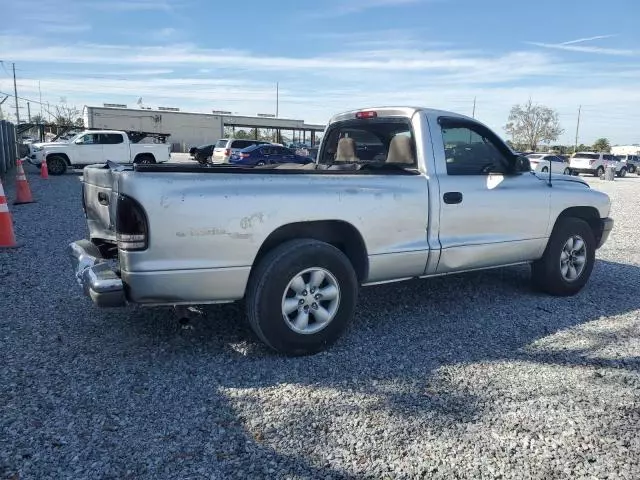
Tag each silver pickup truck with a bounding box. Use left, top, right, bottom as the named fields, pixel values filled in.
left=70, top=107, right=614, bottom=355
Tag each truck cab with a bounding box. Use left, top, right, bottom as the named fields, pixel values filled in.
left=30, top=130, right=171, bottom=175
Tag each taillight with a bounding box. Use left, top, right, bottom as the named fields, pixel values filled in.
left=116, top=194, right=148, bottom=251
left=240, top=153, right=250, bottom=158
left=225, top=148, right=231, bottom=157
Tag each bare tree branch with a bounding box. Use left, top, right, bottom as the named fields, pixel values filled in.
left=504, top=100, right=564, bottom=151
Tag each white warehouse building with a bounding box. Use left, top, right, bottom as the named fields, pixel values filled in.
left=82, top=105, right=326, bottom=152
left=611, top=145, right=640, bottom=155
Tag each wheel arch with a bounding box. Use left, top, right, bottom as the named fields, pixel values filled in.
left=552, top=206, right=603, bottom=247
left=46, top=152, right=71, bottom=165
left=134, top=152, right=156, bottom=163
left=251, top=220, right=369, bottom=283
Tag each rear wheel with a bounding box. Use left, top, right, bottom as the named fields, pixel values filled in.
left=595, top=166, right=605, bottom=177
left=246, top=239, right=358, bottom=356
left=617, top=167, right=627, bottom=178
left=531, top=217, right=595, bottom=296
left=541, top=167, right=548, bottom=173
left=47, top=155, right=68, bottom=175
left=134, top=154, right=155, bottom=165
left=256, top=161, right=266, bottom=166
left=563, top=167, right=571, bottom=175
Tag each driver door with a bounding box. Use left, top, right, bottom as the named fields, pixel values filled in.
left=434, top=119, right=551, bottom=273
left=72, top=133, right=104, bottom=164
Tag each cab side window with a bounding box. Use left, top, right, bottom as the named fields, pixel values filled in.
left=76, top=134, right=99, bottom=145
left=441, top=123, right=510, bottom=175
left=100, top=133, right=124, bottom=145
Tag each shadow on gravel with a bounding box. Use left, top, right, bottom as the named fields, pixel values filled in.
left=70, top=258, right=638, bottom=477
left=3, top=192, right=640, bottom=480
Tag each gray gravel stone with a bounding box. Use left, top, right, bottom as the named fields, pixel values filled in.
left=0, top=168, right=638, bottom=479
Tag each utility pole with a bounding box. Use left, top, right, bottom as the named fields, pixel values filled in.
left=276, top=82, right=279, bottom=119
left=39, top=81, right=43, bottom=117
left=27, top=102, right=31, bottom=122
left=0, top=95, right=8, bottom=120
left=574, top=105, right=581, bottom=154
left=472, top=97, right=476, bottom=118
left=12, top=62, right=20, bottom=124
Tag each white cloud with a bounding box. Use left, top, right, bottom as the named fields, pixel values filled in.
left=306, top=0, right=425, bottom=18
left=560, top=34, right=618, bottom=45
left=2, top=35, right=638, bottom=144
left=528, top=41, right=636, bottom=56
left=88, top=0, right=176, bottom=11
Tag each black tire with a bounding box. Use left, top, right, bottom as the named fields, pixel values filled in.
left=531, top=217, right=596, bottom=296
left=246, top=239, right=358, bottom=356
left=134, top=154, right=155, bottom=165
left=47, top=155, right=68, bottom=175
left=595, top=166, right=604, bottom=177
left=563, top=167, right=571, bottom=175
left=617, top=167, right=626, bottom=178
left=541, top=167, right=548, bottom=173
left=256, top=161, right=266, bottom=166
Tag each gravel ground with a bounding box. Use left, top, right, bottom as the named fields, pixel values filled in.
left=1, top=167, right=639, bottom=480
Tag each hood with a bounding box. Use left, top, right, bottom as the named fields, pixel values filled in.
left=32, top=141, right=68, bottom=148
left=532, top=172, right=589, bottom=187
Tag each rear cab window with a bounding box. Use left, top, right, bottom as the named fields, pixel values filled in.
left=573, top=153, right=600, bottom=160
left=231, top=140, right=255, bottom=149
left=319, top=116, right=417, bottom=168
left=215, top=140, right=228, bottom=148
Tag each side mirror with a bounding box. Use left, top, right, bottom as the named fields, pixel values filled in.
left=514, top=155, right=531, bottom=173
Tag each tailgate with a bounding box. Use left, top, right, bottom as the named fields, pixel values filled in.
left=82, top=163, right=122, bottom=243
left=570, top=158, right=592, bottom=169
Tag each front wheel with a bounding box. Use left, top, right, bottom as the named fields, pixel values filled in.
left=595, top=166, right=604, bottom=177
left=531, top=217, right=596, bottom=296
left=541, top=167, right=548, bottom=173
left=617, top=168, right=627, bottom=178
left=47, top=155, right=68, bottom=175
left=563, top=167, right=571, bottom=175
left=246, top=239, right=358, bottom=356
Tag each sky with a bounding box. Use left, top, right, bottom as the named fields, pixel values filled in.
left=0, top=0, right=639, bottom=145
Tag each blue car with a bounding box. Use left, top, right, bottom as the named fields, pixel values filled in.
left=229, top=144, right=313, bottom=167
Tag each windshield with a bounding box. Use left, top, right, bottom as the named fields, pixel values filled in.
left=319, top=117, right=416, bottom=166
left=67, top=133, right=85, bottom=143
left=526, top=154, right=544, bottom=159
left=573, top=153, right=599, bottom=159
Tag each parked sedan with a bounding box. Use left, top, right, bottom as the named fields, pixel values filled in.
left=526, top=153, right=571, bottom=175
left=190, top=143, right=216, bottom=164
left=229, top=144, right=313, bottom=166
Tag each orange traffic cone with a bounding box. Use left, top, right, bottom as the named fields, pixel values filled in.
left=0, top=178, right=19, bottom=248
left=41, top=154, right=49, bottom=179
left=14, top=159, right=35, bottom=205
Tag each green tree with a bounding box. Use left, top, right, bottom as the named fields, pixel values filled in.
left=592, top=138, right=611, bottom=152
left=504, top=99, right=564, bottom=151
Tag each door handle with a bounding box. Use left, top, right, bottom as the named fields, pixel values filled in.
left=443, top=192, right=463, bottom=204
left=98, top=192, right=109, bottom=205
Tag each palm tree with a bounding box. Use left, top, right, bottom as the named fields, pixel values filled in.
left=593, top=138, right=611, bottom=153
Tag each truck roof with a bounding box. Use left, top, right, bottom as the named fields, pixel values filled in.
left=327, top=106, right=475, bottom=125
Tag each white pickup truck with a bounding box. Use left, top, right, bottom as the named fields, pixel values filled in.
left=69, top=106, right=614, bottom=355
left=29, top=130, right=171, bottom=175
